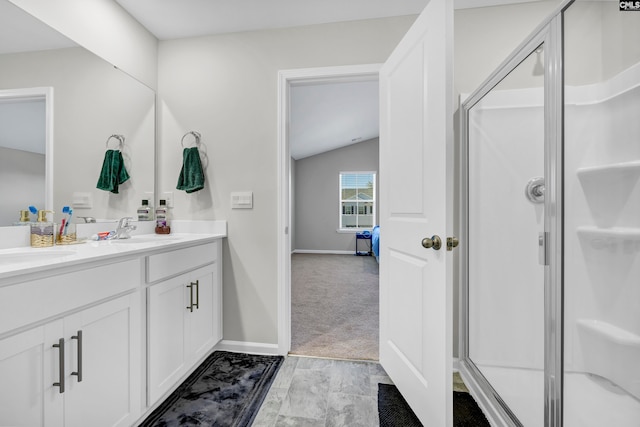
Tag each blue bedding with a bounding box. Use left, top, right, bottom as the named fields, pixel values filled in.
left=372, top=225, right=380, bottom=259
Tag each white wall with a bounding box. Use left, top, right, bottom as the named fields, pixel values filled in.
left=7, top=0, right=158, bottom=88
left=295, top=138, right=379, bottom=252
left=157, top=17, right=415, bottom=345
left=454, top=0, right=564, bottom=99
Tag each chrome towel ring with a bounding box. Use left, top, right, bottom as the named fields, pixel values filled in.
left=105, top=134, right=125, bottom=149
left=181, top=131, right=201, bottom=148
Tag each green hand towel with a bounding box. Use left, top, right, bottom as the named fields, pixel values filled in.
left=177, top=147, right=205, bottom=193
left=96, top=149, right=130, bottom=194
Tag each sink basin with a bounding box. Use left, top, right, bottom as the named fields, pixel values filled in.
left=0, top=250, right=76, bottom=264
left=110, top=235, right=180, bottom=244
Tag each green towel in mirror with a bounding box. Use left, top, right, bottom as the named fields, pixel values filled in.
left=177, top=147, right=205, bottom=193
left=96, top=149, right=130, bottom=194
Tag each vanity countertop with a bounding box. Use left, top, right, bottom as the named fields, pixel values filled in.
left=0, top=232, right=225, bottom=281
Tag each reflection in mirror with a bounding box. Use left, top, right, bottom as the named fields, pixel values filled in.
left=0, top=87, right=52, bottom=226
left=0, top=0, right=155, bottom=226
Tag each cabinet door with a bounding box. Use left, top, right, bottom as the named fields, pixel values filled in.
left=0, top=322, right=64, bottom=427
left=147, top=275, right=188, bottom=405
left=186, top=264, right=221, bottom=361
left=64, top=293, right=141, bottom=427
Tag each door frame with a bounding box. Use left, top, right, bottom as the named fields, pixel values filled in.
left=0, top=86, right=54, bottom=214
left=276, top=64, right=382, bottom=355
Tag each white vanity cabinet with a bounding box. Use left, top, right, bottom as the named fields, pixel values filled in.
left=147, top=241, right=222, bottom=405
left=0, top=260, right=142, bottom=427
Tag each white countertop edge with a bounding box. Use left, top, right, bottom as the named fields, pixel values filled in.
left=0, top=221, right=227, bottom=281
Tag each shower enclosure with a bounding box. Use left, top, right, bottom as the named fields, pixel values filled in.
left=459, top=1, right=640, bottom=426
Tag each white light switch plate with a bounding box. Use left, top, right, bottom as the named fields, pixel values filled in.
left=72, top=192, right=93, bottom=209
left=231, top=191, right=253, bottom=209
left=162, top=192, right=173, bottom=208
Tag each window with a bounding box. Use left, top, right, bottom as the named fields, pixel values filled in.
left=339, top=172, right=376, bottom=230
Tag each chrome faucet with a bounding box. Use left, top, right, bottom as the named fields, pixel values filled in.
left=116, top=217, right=137, bottom=239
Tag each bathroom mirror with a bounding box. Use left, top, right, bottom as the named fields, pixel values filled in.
left=0, top=0, right=155, bottom=226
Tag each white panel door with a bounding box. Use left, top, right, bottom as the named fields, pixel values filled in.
left=186, top=264, right=220, bottom=361
left=379, top=0, right=453, bottom=425
left=0, top=322, right=64, bottom=427
left=64, top=293, right=141, bottom=427
left=148, top=275, right=189, bottom=405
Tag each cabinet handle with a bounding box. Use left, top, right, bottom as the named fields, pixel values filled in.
left=71, top=330, right=83, bottom=382
left=52, top=338, right=65, bottom=393
left=194, top=280, right=199, bottom=310
left=186, top=283, right=194, bottom=312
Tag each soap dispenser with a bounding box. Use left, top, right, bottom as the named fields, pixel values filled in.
left=137, top=199, right=152, bottom=221
left=155, top=199, right=171, bottom=234
left=14, top=210, right=31, bottom=226
left=31, top=210, right=55, bottom=248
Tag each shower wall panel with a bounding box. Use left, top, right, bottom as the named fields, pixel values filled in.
left=564, top=62, right=640, bottom=397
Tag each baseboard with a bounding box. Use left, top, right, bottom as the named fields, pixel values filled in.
left=293, top=249, right=354, bottom=255
left=215, top=340, right=283, bottom=356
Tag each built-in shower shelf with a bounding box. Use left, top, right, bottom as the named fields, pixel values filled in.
left=577, top=319, right=640, bottom=346
left=577, top=226, right=640, bottom=241
left=576, top=160, right=640, bottom=181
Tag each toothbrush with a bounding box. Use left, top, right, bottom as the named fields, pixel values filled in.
left=62, top=206, right=73, bottom=235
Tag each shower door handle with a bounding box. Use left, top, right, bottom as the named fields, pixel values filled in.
left=539, top=232, right=548, bottom=265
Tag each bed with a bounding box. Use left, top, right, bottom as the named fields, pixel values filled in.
left=372, top=225, right=380, bottom=263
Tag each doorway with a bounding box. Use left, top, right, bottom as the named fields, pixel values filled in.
left=276, top=64, right=382, bottom=358
left=0, top=87, right=53, bottom=226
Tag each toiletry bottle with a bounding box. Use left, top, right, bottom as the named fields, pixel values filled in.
left=31, top=210, right=55, bottom=247
left=14, top=210, right=31, bottom=226
left=137, top=199, right=152, bottom=221
left=155, top=199, right=170, bottom=234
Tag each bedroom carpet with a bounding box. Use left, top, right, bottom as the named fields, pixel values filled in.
left=290, top=253, right=379, bottom=361
left=138, top=351, right=283, bottom=427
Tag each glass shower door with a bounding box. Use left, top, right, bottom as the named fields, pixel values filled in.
left=563, top=1, right=640, bottom=425
left=465, top=45, right=546, bottom=426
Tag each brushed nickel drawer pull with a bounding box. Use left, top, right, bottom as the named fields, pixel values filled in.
left=71, top=330, right=83, bottom=382
left=52, top=338, right=65, bottom=393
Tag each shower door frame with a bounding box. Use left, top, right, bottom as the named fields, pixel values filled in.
left=458, top=1, right=571, bottom=426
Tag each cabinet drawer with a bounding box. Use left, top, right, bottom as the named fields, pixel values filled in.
left=146, top=242, right=217, bottom=283
left=0, top=259, right=140, bottom=336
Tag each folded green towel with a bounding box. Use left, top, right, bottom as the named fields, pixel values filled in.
left=96, top=149, right=130, bottom=194
left=177, top=147, right=205, bottom=193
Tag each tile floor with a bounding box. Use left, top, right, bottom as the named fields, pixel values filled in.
left=252, top=355, right=394, bottom=427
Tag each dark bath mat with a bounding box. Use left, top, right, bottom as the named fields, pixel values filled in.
left=139, top=351, right=283, bottom=427
left=378, top=384, right=490, bottom=427
left=453, top=391, right=490, bottom=426
left=378, top=383, right=422, bottom=427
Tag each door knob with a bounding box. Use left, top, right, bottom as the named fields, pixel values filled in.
left=421, top=235, right=442, bottom=250
left=447, top=237, right=459, bottom=251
